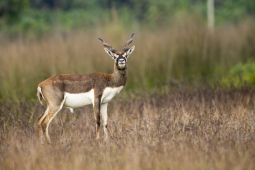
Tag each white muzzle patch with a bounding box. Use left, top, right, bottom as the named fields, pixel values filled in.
left=118, top=59, right=126, bottom=69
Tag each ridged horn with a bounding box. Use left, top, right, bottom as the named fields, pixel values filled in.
left=122, top=32, right=135, bottom=52
left=98, top=38, right=118, bottom=53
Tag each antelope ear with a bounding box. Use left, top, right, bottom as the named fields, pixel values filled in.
left=126, top=46, right=135, bottom=58
left=104, top=48, right=116, bottom=60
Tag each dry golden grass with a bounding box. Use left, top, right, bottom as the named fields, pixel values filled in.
left=1, top=87, right=255, bottom=170
left=1, top=20, right=255, bottom=169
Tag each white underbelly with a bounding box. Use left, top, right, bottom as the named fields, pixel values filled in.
left=101, top=86, right=123, bottom=103
left=63, top=86, right=123, bottom=108
left=64, top=89, right=94, bottom=108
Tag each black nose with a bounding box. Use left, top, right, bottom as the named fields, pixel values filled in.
left=118, top=59, right=125, bottom=62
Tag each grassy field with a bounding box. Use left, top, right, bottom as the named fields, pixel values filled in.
left=1, top=87, right=255, bottom=169
left=1, top=20, right=255, bottom=169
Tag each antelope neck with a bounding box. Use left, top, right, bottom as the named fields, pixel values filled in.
left=109, top=63, right=127, bottom=87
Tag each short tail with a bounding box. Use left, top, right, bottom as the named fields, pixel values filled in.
left=37, top=87, right=43, bottom=105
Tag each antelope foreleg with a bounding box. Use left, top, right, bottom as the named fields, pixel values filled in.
left=94, top=97, right=101, bottom=140
left=101, top=103, right=108, bottom=141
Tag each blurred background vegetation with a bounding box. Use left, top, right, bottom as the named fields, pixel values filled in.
left=0, top=0, right=255, bottom=101
left=1, top=0, right=255, bottom=36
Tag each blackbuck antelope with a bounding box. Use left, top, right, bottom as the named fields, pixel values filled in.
left=37, top=33, right=135, bottom=144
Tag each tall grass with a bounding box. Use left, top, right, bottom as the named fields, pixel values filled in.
left=0, top=19, right=255, bottom=100
left=0, top=88, right=255, bottom=169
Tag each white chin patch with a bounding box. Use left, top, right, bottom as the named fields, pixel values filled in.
left=118, top=64, right=126, bottom=69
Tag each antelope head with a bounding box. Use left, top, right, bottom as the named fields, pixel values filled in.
left=98, top=33, right=135, bottom=70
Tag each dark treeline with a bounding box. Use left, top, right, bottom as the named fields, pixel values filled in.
left=0, top=0, right=255, bottom=27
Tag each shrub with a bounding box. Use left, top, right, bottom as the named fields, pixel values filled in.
left=220, top=60, right=255, bottom=88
